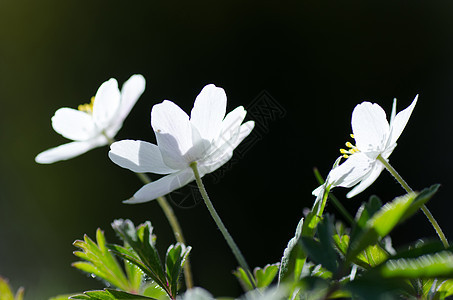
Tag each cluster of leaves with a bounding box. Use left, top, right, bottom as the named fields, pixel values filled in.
left=65, top=219, right=190, bottom=300
left=269, top=183, right=453, bottom=299
left=5, top=186, right=453, bottom=300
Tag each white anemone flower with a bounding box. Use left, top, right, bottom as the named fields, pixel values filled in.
left=109, top=84, right=255, bottom=204
left=35, top=75, right=145, bottom=164
left=313, top=95, right=418, bottom=199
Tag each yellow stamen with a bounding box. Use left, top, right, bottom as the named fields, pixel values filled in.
left=340, top=134, right=360, bottom=158
left=78, top=96, right=95, bottom=114
left=350, top=134, right=354, bottom=139
left=345, top=141, right=354, bottom=148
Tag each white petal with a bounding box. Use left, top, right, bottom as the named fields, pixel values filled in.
left=352, top=102, right=390, bottom=153
left=35, top=138, right=106, bottom=164
left=93, top=78, right=121, bottom=130
left=388, top=95, right=418, bottom=147
left=202, top=121, right=255, bottom=174
left=52, top=108, right=98, bottom=141
left=328, top=152, right=373, bottom=189
left=109, top=140, right=175, bottom=174
left=389, top=98, right=397, bottom=125
left=124, top=168, right=194, bottom=204
left=151, top=100, right=195, bottom=169
left=205, top=106, right=246, bottom=157
left=312, top=156, right=343, bottom=196
left=346, top=161, right=385, bottom=198
left=190, top=84, right=227, bottom=142
left=117, top=74, right=146, bottom=125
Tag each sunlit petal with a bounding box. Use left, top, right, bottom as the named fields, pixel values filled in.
left=109, top=140, right=176, bottom=174
left=125, top=168, right=195, bottom=204
left=52, top=108, right=98, bottom=141
left=388, top=95, right=418, bottom=147
left=151, top=100, right=194, bottom=169
left=346, top=162, right=385, bottom=198
left=93, top=78, right=121, bottom=129
left=35, top=138, right=106, bottom=164
left=190, top=84, right=227, bottom=142
left=352, top=102, right=390, bottom=153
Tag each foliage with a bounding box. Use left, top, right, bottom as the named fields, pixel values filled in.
left=0, top=277, right=23, bottom=300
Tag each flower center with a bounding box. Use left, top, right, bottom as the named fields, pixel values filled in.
left=78, top=96, right=95, bottom=114
left=340, top=134, right=360, bottom=158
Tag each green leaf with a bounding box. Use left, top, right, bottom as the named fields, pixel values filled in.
left=400, top=184, right=440, bottom=223
left=254, top=263, right=280, bottom=288
left=359, top=244, right=388, bottom=268
left=142, top=282, right=170, bottom=300
left=110, top=220, right=167, bottom=292
left=70, top=289, right=158, bottom=300
left=377, top=250, right=453, bottom=278
left=435, top=279, right=453, bottom=299
left=72, top=228, right=141, bottom=293
left=109, top=219, right=191, bottom=300
left=278, top=217, right=306, bottom=283
left=0, top=277, right=24, bottom=300
left=301, top=215, right=339, bottom=273
left=346, top=192, right=417, bottom=262
left=165, top=243, right=191, bottom=297
left=234, top=263, right=280, bottom=291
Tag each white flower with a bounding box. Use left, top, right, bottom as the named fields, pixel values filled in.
left=313, top=95, right=418, bottom=198
left=35, top=75, right=145, bottom=164
left=109, top=84, right=255, bottom=204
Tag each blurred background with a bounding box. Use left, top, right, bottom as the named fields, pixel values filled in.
left=1, top=1, right=453, bottom=298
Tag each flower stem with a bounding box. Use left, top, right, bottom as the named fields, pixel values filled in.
left=313, top=168, right=355, bottom=225
left=189, top=161, right=257, bottom=290
left=104, top=133, right=194, bottom=288
left=376, top=155, right=449, bottom=248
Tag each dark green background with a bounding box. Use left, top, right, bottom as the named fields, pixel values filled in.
left=1, top=1, right=453, bottom=298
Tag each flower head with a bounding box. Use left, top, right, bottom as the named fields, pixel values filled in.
left=109, top=84, right=255, bottom=204
left=35, top=74, right=145, bottom=164
left=313, top=95, right=418, bottom=198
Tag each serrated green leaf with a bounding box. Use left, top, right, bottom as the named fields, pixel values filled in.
left=362, top=244, right=388, bottom=268
left=108, top=244, right=166, bottom=290
left=70, top=289, right=157, bottom=300
left=234, top=263, right=280, bottom=291
left=72, top=228, right=140, bottom=293
left=165, top=243, right=191, bottom=296
left=109, top=219, right=191, bottom=300
left=278, top=217, right=306, bottom=283
left=435, top=279, right=453, bottom=299
left=111, top=220, right=165, bottom=283
left=254, top=263, right=279, bottom=288
left=301, top=215, right=339, bottom=273
left=142, top=282, right=170, bottom=300
left=378, top=250, right=453, bottom=278
left=233, top=267, right=253, bottom=291
left=0, top=277, right=23, bottom=300
left=346, top=193, right=417, bottom=262
left=400, top=184, right=440, bottom=223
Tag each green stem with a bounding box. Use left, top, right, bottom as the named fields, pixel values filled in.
left=105, top=133, right=194, bottom=288
left=376, top=155, right=449, bottom=248
left=189, top=161, right=257, bottom=290
left=313, top=168, right=355, bottom=225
